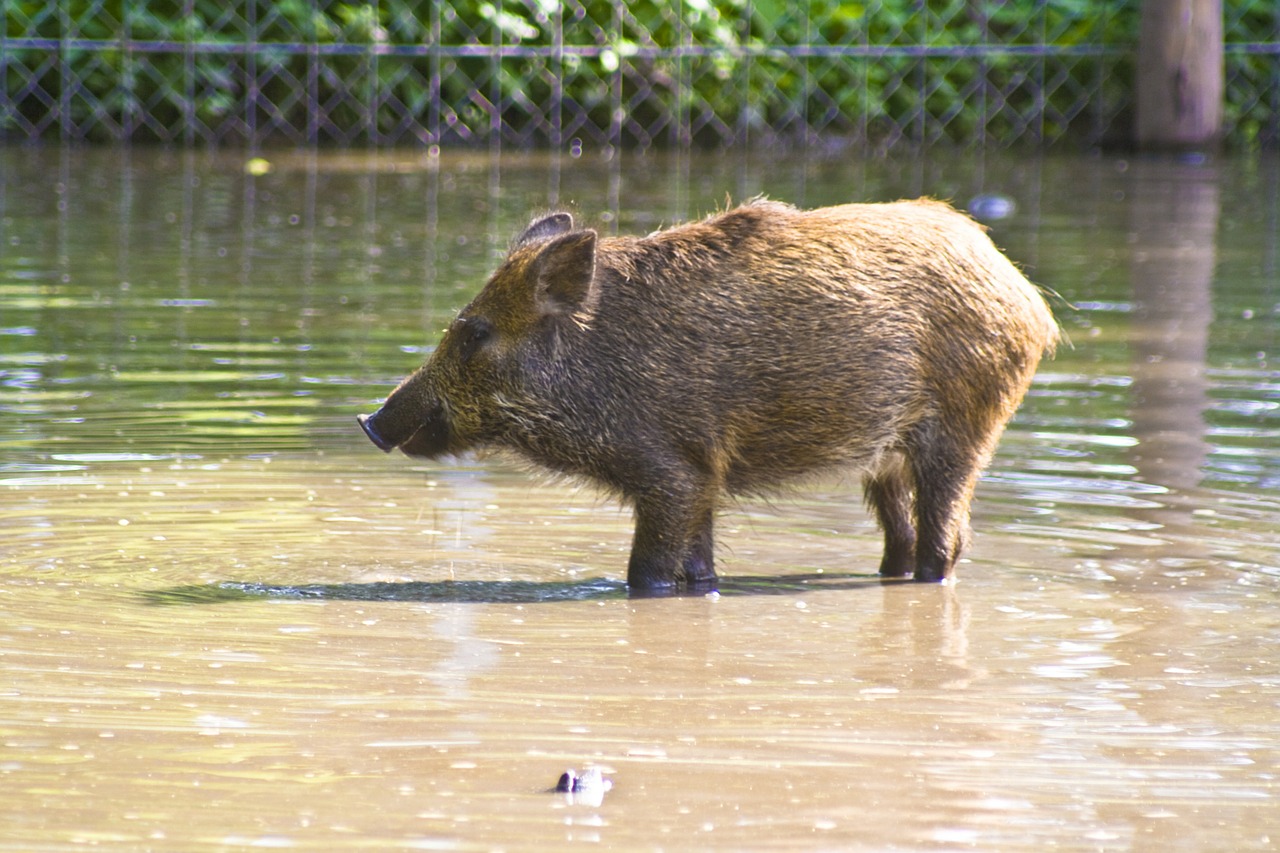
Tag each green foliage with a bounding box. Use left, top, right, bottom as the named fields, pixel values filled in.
left=0, top=0, right=1272, bottom=147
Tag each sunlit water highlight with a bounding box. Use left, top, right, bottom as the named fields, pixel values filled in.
left=1, top=147, right=1277, bottom=850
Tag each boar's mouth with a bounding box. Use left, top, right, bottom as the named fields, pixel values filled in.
left=357, top=407, right=451, bottom=459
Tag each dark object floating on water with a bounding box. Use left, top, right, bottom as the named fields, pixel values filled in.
left=967, top=193, right=1017, bottom=221
left=553, top=767, right=613, bottom=804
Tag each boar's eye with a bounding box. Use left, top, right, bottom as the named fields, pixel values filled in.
left=457, top=318, right=493, bottom=362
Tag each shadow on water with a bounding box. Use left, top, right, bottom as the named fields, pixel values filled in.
left=142, top=571, right=901, bottom=606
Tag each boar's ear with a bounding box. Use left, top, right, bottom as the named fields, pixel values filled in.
left=516, top=212, right=574, bottom=247
left=532, top=229, right=598, bottom=319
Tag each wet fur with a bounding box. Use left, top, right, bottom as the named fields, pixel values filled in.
left=362, top=198, right=1059, bottom=588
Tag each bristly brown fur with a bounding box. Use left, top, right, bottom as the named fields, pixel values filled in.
left=360, top=198, right=1059, bottom=589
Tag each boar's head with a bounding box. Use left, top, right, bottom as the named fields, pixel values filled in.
left=358, top=212, right=599, bottom=460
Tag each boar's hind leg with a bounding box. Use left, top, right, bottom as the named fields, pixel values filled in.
left=863, top=456, right=916, bottom=578
left=627, top=491, right=718, bottom=591
left=907, top=421, right=985, bottom=583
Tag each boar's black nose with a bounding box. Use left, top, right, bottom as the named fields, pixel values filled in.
left=357, top=413, right=395, bottom=453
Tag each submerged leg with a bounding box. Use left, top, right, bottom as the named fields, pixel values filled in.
left=908, top=420, right=993, bottom=583
left=864, top=455, right=917, bottom=578
left=627, top=483, right=719, bottom=590
left=682, top=503, right=717, bottom=588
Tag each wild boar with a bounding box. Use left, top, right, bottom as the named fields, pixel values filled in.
left=359, top=199, right=1057, bottom=589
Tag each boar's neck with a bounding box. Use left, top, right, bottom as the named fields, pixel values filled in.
left=496, top=238, right=727, bottom=499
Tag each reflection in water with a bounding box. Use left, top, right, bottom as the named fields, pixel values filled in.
left=1117, top=157, right=1218, bottom=573
left=1128, top=157, right=1216, bottom=494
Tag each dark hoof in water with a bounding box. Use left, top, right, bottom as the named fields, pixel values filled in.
left=626, top=578, right=719, bottom=599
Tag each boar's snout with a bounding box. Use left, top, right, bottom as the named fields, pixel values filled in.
left=358, top=400, right=452, bottom=459
left=357, top=412, right=396, bottom=453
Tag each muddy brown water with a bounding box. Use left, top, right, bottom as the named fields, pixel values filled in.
left=2, top=147, right=1277, bottom=850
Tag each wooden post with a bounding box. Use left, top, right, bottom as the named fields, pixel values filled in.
left=1136, top=0, right=1223, bottom=150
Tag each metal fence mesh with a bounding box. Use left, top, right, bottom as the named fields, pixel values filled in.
left=2, top=1, right=1276, bottom=149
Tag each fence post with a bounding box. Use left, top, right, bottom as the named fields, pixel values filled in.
left=1136, top=0, right=1223, bottom=150
left=58, top=4, right=70, bottom=140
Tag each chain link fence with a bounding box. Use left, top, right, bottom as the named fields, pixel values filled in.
left=2, top=1, right=1276, bottom=149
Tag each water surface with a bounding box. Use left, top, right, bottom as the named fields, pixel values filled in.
left=2, top=147, right=1278, bottom=850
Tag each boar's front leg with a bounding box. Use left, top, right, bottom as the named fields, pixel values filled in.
left=682, top=503, right=717, bottom=585
left=626, top=484, right=718, bottom=591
